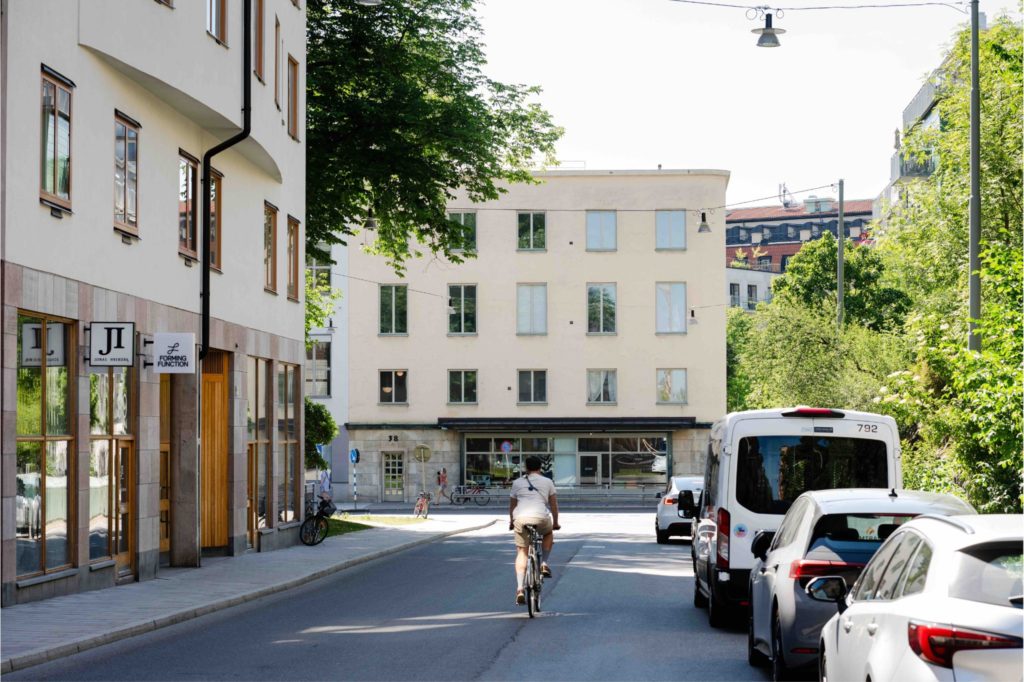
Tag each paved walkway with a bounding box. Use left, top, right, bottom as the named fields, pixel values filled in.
left=1, top=515, right=498, bottom=674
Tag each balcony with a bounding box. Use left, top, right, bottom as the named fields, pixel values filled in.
left=903, top=78, right=938, bottom=130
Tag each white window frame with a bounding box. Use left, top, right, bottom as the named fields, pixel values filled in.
left=379, top=284, right=408, bottom=336
left=517, top=212, right=546, bottom=251
left=656, top=368, right=687, bottom=405
left=516, top=283, right=547, bottom=335
left=305, top=339, right=331, bottom=398
left=517, top=369, right=547, bottom=405
left=655, top=210, right=686, bottom=250
left=448, top=284, right=477, bottom=335
left=656, top=282, right=687, bottom=334
left=586, top=369, right=617, bottom=405
left=586, top=210, right=617, bottom=251
left=447, top=369, right=478, bottom=405
left=448, top=211, right=477, bottom=252
left=586, top=283, right=616, bottom=335
left=747, top=284, right=758, bottom=311
left=729, top=282, right=740, bottom=308
left=379, top=369, right=408, bottom=405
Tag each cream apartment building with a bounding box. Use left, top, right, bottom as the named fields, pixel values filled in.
left=346, top=170, right=729, bottom=502
left=1, top=0, right=306, bottom=605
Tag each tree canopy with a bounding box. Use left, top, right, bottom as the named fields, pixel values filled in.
left=305, top=0, right=563, bottom=271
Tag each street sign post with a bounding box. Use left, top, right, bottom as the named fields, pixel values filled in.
left=349, top=448, right=360, bottom=510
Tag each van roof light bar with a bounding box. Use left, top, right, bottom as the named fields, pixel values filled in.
left=781, top=408, right=846, bottom=419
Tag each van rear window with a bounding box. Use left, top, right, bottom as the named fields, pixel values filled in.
left=736, top=436, right=888, bottom=514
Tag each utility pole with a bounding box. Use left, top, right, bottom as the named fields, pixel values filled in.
left=837, top=179, right=845, bottom=328
left=968, top=0, right=982, bottom=351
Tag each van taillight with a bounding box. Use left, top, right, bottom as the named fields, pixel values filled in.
left=716, top=508, right=730, bottom=569
left=908, top=621, right=1022, bottom=669
left=782, top=408, right=845, bottom=418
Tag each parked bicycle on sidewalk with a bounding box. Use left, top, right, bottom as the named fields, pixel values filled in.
left=413, top=491, right=432, bottom=518
left=300, top=495, right=337, bottom=546
left=450, top=481, right=490, bottom=506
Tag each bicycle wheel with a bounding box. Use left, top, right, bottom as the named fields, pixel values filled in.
left=414, top=499, right=424, bottom=518
left=422, top=500, right=430, bottom=519
left=313, top=516, right=329, bottom=545
left=525, top=556, right=537, bottom=618
left=473, top=489, right=490, bottom=506
left=299, top=516, right=320, bottom=546
left=451, top=492, right=467, bottom=506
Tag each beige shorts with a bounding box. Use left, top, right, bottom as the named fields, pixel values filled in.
left=513, top=516, right=553, bottom=548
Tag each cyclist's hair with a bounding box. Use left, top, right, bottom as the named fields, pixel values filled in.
left=524, top=456, right=543, bottom=472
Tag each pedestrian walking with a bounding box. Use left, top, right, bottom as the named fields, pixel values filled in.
left=437, top=467, right=451, bottom=503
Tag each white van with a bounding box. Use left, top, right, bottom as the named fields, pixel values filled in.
left=688, top=407, right=902, bottom=626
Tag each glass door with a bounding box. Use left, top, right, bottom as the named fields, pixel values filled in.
left=382, top=452, right=405, bottom=502
left=580, top=455, right=600, bottom=486
left=114, top=442, right=134, bottom=576
left=159, top=374, right=171, bottom=559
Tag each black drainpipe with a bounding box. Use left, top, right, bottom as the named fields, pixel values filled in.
left=201, top=0, right=252, bottom=359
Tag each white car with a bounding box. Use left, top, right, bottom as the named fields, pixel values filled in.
left=810, top=514, right=1023, bottom=682
left=655, top=476, right=702, bottom=543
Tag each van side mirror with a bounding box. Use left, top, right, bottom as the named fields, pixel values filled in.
left=678, top=490, right=696, bottom=515
left=656, top=491, right=663, bottom=499
left=805, top=576, right=849, bottom=614
left=751, top=530, right=776, bottom=561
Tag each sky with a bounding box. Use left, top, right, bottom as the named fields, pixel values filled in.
left=474, top=0, right=1017, bottom=208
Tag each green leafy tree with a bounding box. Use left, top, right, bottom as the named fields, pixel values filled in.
left=874, top=15, right=1022, bottom=512
left=304, top=269, right=341, bottom=349
left=305, top=0, right=563, bottom=271
left=773, top=232, right=910, bottom=331
left=726, top=307, right=753, bottom=412
left=304, top=398, right=338, bottom=471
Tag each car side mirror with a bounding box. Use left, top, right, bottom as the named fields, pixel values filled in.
left=751, top=530, right=776, bottom=561
left=678, top=490, right=696, bottom=515
left=805, top=576, right=849, bottom=614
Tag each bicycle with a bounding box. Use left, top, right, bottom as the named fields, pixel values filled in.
left=450, top=482, right=491, bottom=506
left=413, top=491, right=432, bottom=518
left=522, top=524, right=544, bottom=617
left=300, top=496, right=337, bottom=546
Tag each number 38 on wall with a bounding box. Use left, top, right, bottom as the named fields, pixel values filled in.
left=387, top=435, right=399, bottom=442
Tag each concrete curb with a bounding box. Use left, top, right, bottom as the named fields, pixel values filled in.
left=1, top=519, right=497, bottom=674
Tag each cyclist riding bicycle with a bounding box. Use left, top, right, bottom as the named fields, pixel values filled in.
left=508, top=456, right=560, bottom=605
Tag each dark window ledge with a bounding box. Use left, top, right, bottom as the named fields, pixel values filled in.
left=16, top=567, right=78, bottom=589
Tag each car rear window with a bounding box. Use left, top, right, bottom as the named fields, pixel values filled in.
left=809, top=514, right=916, bottom=545
left=950, top=543, right=1023, bottom=609
left=736, top=436, right=888, bottom=514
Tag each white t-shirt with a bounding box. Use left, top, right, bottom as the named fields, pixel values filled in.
left=510, top=473, right=556, bottom=519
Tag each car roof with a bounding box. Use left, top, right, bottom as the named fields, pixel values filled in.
left=798, top=488, right=976, bottom=516
left=671, top=476, right=703, bottom=489
left=902, top=513, right=1024, bottom=548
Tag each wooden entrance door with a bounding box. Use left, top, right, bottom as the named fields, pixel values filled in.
left=201, top=352, right=229, bottom=548
left=159, top=375, right=172, bottom=556
left=114, top=441, right=134, bottom=575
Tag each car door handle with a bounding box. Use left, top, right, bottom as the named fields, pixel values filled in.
left=867, top=622, right=878, bottom=636
left=842, top=618, right=853, bottom=633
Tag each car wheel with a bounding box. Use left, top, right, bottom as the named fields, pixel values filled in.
left=656, top=528, right=668, bottom=544
left=708, top=585, right=728, bottom=628
left=771, top=612, right=791, bottom=682
left=748, top=616, right=769, bottom=667
left=693, top=574, right=708, bottom=608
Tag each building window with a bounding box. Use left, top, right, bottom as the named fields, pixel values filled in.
left=206, top=0, right=226, bottom=43
left=517, top=212, right=546, bottom=250
left=516, top=283, right=547, bottom=335
left=657, top=369, right=687, bottom=404
left=379, top=370, right=408, bottom=404
left=448, top=284, right=476, bottom=334
left=209, top=169, right=222, bottom=271
left=264, top=202, right=277, bottom=291
left=179, top=153, right=199, bottom=257
left=276, top=363, right=300, bottom=524
left=287, top=55, right=299, bottom=140
left=587, top=283, right=616, bottom=334
left=448, top=212, right=477, bottom=252
left=274, top=17, right=280, bottom=108
left=287, top=217, right=300, bottom=300
left=757, top=255, right=771, bottom=271
left=587, top=369, right=617, bottom=404
left=247, top=357, right=271, bottom=534
left=306, top=251, right=331, bottom=288
left=254, top=0, right=265, bottom=80
left=655, top=210, right=686, bottom=250
left=518, top=370, right=546, bottom=404
left=729, top=282, right=740, bottom=307
left=306, top=341, right=330, bottom=398
left=781, top=254, right=792, bottom=272
left=448, top=370, right=477, bottom=404
left=379, top=285, right=408, bottom=335
left=16, top=314, right=74, bottom=577
left=586, top=211, right=616, bottom=251
left=40, top=70, right=73, bottom=209
left=656, top=282, right=687, bottom=333
left=88, top=366, right=134, bottom=561
left=747, top=285, right=758, bottom=310
left=113, top=114, right=139, bottom=233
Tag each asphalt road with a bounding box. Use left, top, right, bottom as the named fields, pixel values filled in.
left=10, top=512, right=769, bottom=681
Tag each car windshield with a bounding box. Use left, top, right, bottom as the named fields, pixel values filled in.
left=736, top=436, right=888, bottom=514
left=950, top=542, right=1023, bottom=609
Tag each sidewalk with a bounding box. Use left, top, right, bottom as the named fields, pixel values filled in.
left=1, top=514, right=498, bottom=674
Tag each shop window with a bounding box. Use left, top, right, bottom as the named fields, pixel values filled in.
left=40, top=68, right=73, bottom=210
left=276, top=363, right=300, bottom=524
left=16, top=313, right=74, bottom=577
left=88, top=366, right=134, bottom=562
left=247, top=357, right=271, bottom=533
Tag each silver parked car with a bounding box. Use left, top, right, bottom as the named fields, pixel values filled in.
left=810, top=514, right=1023, bottom=682
left=655, top=476, right=702, bottom=543
left=747, top=488, right=975, bottom=681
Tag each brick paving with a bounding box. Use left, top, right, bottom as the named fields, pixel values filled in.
left=1, top=514, right=497, bottom=674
